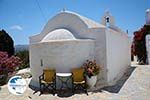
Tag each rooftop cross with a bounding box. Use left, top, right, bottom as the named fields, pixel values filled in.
left=62, top=8, right=66, bottom=12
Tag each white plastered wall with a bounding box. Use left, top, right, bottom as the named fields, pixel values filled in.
left=29, top=12, right=108, bottom=86
left=106, top=28, right=131, bottom=85
left=79, top=28, right=108, bottom=85
left=30, top=40, right=95, bottom=87
left=29, top=12, right=131, bottom=88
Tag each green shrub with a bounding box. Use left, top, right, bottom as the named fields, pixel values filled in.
left=0, top=29, right=14, bottom=56
left=15, top=50, right=29, bottom=69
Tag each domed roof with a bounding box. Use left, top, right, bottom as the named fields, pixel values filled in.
left=41, top=29, right=76, bottom=42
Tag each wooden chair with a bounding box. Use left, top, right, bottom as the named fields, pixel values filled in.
left=71, top=68, right=88, bottom=95
left=39, top=68, right=56, bottom=95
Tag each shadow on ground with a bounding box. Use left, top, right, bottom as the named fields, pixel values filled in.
left=98, top=66, right=136, bottom=93
left=29, top=85, right=75, bottom=97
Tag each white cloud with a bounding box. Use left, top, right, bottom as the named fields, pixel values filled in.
left=10, top=25, right=23, bottom=31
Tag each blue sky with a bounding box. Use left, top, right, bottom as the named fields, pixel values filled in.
left=0, top=0, right=149, bottom=45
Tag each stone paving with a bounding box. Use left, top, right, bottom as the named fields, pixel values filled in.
left=119, top=65, right=150, bottom=100
left=0, top=64, right=150, bottom=100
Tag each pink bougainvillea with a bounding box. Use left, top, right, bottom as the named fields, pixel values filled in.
left=0, top=51, right=22, bottom=73
left=132, top=25, right=150, bottom=64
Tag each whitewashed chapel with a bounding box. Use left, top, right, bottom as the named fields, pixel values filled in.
left=29, top=11, right=131, bottom=88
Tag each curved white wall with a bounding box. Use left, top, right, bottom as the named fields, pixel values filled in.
left=41, top=29, right=76, bottom=42
left=29, top=12, right=88, bottom=44
left=30, top=39, right=95, bottom=87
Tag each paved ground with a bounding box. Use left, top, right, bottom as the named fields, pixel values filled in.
left=119, top=65, right=150, bottom=100
left=0, top=64, right=150, bottom=100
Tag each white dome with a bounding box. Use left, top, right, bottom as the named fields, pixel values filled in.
left=41, top=29, right=76, bottom=42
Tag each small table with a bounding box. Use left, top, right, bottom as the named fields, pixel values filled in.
left=56, top=73, right=72, bottom=90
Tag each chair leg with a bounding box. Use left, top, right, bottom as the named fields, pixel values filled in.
left=53, top=85, right=56, bottom=95
left=46, top=84, right=56, bottom=95
left=85, top=89, right=88, bottom=95
left=39, top=84, right=43, bottom=96
left=72, top=84, right=74, bottom=94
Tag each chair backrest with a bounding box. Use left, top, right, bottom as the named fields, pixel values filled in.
left=43, top=69, right=56, bottom=82
left=72, top=68, right=85, bottom=82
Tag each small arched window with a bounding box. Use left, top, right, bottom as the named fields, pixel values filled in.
left=106, top=16, right=110, bottom=23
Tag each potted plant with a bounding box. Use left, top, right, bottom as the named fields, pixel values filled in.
left=82, top=60, right=100, bottom=87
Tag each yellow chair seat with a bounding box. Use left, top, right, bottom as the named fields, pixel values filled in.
left=74, top=80, right=85, bottom=84
left=41, top=80, right=54, bottom=84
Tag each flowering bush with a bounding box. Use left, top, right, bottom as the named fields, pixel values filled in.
left=132, top=25, right=150, bottom=64
left=0, top=51, right=22, bottom=85
left=82, top=60, right=100, bottom=78
left=0, top=51, right=22, bottom=73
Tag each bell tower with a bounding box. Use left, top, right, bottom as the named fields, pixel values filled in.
left=101, top=11, right=115, bottom=26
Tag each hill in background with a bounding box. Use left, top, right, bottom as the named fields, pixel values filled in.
left=15, top=45, right=29, bottom=53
